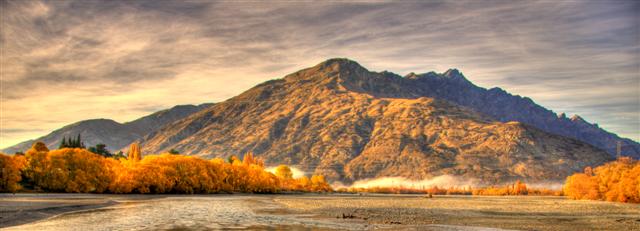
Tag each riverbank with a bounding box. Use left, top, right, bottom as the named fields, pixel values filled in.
left=275, top=194, right=640, bottom=230
left=0, top=194, right=119, bottom=228
left=1, top=194, right=638, bottom=230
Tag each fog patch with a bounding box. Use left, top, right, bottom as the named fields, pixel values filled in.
left=265, top=166, right=306, bottom=179
left=334, top=175, right=480, bottom=189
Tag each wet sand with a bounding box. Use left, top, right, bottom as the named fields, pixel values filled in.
left=0, top=194, right=120, bottom=228
left=1, top=194, right=638, bottom=230
left=274, top=194, right=640, bottom=230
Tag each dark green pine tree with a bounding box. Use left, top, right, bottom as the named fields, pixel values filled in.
left=77, top=134, right=85, bottom=148
left=59, top=137, right=68, bottom=149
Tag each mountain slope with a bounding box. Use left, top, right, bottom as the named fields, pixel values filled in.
left=373, top=68, right=640, bottom=158
left=1, top=103, right=212, bottom=154
left=138, top=59, right=613, bottom=183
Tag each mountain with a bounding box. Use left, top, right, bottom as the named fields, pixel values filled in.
left=137, top=58, right=614, bottom=184
left=1, top=103, right=212, bottom=154
left=401, top=70, right=640, bottom=159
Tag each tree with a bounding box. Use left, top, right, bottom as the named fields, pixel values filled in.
left=23, top=142, right=50, bottom=189
left=0, top=154, right=26, bottom=192
left=88, top=144, right=112, bottom=157
left=228, top=155, right=238, bottom=164
left=275, top=165, right=293, bottom=179
left=242, top=152, right=255, bottom=165
left=113, top=151, right=126, bottom=160
left=75, top=134, right=85, bottom=148
left=128, top=143, right=141, bottom=161
left=59, top=137, right=67, bottom=149
left=168, top=149, right=180, bottom=155
left=59, top=135, right=85, bottom=149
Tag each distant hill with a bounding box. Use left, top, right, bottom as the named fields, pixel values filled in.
left=136, top=58, right=614, bottom=184
left=1, top=104, right=212, bottom=154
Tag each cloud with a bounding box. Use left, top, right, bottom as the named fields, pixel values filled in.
left=1, top=0, right=639, bottom=147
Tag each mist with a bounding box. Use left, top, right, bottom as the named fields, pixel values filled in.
left=265, top=166, right=307, bottom=179
left=333, top=175, right=565, bottom=190
left=333, top=175, right=480, bottom=189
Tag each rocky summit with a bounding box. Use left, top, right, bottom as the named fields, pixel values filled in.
left=137, top=58, right=615, bottom=184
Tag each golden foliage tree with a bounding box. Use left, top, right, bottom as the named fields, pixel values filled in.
left=275, top=164, right=293, bottom=179
left=28, top=148, right=116, bottom=193
left=23, top=142, right=50, bottom=188
left=564, top=157, right=639, bottom=203
left=0, top=154, right=26, bottom=192
left=128, top=143, right=141, bottom=162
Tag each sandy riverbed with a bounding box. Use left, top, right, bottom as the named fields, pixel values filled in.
left=274, top=194, right=640, bottom=230
left=1, top=194, right=638, bottom=230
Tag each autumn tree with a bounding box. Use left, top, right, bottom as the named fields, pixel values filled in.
left=228, top=155, right=239, bottom=164
left=243, top=152, right=256, bottom=165
left=128, top=143, right=141, bottom=161
left=564, top=157, right=639, bottom=203
left=0, top=153, right=26, bottom=192
left=275, top=165, right=293, bottom=179
left=23, top=142, right=50, bottom=188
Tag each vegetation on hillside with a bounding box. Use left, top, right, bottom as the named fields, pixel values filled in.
left=564, top=157, right=639, bottom=203
left=0, top=142, right=331, bottom=193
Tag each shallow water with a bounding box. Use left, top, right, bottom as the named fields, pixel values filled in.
left=2, top=195, right=356, bottom=231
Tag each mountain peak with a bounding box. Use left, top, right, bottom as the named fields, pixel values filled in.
left=404, top=72, right=419, bottom=79
left=319, top=57, right=360, bottom=66
left=443, top=68, right=462, bottom=77
left=315, top=58, right=367, bottom=73
left=570, top=114, right=587, bottom=123
left=442, top=68, right=471, bottom=83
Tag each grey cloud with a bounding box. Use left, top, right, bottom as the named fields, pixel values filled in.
left=1, top=0, right=639, bottom=145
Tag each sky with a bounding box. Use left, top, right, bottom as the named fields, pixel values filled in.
left=1, top=0, right=639, bottom=148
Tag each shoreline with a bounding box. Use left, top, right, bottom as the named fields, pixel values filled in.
left=0, top=194, right=119, bottom=228
left=2, top=194, right=638, bottom=230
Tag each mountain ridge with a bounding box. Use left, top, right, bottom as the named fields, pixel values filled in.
left=300, top=58, right=639, bottom=158
left=135, top=58, right=614, bottom=183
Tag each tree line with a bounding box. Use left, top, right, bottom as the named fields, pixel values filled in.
left=1, top=141, right=637, bottom=203
left=0, top=142, right=331, bottom=194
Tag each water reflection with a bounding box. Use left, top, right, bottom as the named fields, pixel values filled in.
left=4, top=196, right=353, bottom=231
